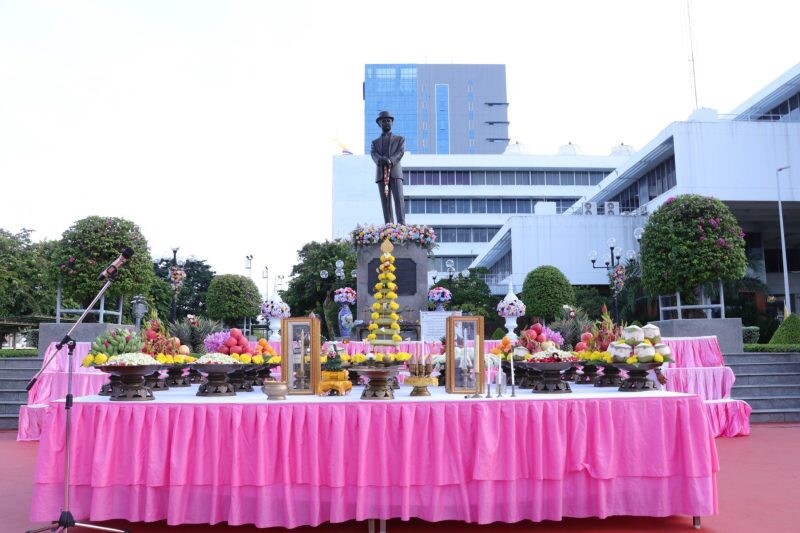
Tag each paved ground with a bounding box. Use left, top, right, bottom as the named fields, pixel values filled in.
left=4, top=423, right=799, bottom=532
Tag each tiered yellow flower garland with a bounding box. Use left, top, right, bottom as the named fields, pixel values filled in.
left=366, top=240, right=402, bottom=346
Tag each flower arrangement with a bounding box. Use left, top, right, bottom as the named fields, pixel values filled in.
left=333, top=287, right=357, bottom=305
left=102, top=352, right=159, bottom=366
left=154, top=353, right=197, bottom=365
left=428, top=286, right=452, bottom=303
left=261, top=299, right=291, bottom=318
left=351, top=223, right=437, bottom=251
left=193, top=352, right=241, bottom=365
left=497, top=298, right=526, bottom=317
left=169, top=265, right=187, bottom=290
left=367, top=241, right=402, bottom=345
left=529, top=347, right=579, bottom=363
left=203, top=330, right=230, bottom=353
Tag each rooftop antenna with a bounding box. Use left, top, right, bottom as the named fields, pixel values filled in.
left=687, top=0, right=699, bottom=110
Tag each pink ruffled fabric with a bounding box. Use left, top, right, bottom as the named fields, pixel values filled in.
left=662, top=367, right=734, bottom=400
left=662, top=337, right=725, bottom=367
left=31, top=395, right=718, bottom=527
left=703, top=400, right=751, bottom=437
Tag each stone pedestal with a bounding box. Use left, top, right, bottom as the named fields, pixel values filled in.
left=652, top=318, right=743, bottom=354
left=356, top=243, right=430, bottom=325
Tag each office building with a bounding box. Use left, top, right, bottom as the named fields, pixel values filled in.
left=364, top=64, right=509, bottom=155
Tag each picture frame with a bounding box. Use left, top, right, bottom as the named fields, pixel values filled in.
left=445, top=315, right=484, bottom=395
left=281, top=317, right=321, bottom=395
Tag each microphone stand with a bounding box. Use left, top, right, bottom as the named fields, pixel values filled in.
left=27, top=272, right=130, bottom=533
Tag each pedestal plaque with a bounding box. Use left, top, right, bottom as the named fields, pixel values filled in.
left=356, top=243, right=430, bottom=325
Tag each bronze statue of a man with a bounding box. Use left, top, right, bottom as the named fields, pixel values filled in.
left=370, top=111, right=406, bottom=225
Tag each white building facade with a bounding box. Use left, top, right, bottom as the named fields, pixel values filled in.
left=333, top=63, right=800, bottom=310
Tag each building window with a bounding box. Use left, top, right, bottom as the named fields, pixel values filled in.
left=517, top=199, right=532, bottom=213
left=485, top=171, right=501, bottom=185
left=435, top=84, right=450, bottom=154
left=515, top=171, right=530, bottom=185
left=471, top=171, right=486, bottom=185
left=502, top=199, right=516, bottom=213
left=501, top=171, right=516, bottom=185
left=456, top=199, right=470, bottom=213
left=532, top=171, right=545, bottom=185
left=425, top=171, right=440, bottom=185
left=486, top=199, right=502, bottom=213
left=441, top=199, right=456, bottom=213
left=425, top=199, right=441, bottom=213
left=440, top=171, right=455, bottom=185
left=472, top=199, right=487, bottom=213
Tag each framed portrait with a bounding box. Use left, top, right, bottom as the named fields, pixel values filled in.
left=281, top=317, right=321, bottom=395
left=445, top=315, right=484, bottom=395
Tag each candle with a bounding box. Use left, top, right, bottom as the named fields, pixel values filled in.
left=509, top=349, right=515, bottom=388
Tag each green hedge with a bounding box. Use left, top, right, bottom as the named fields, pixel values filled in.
left=743, top=344, right=800, bottom=353
left=0, top=348, right=38, bottom=357
left=742, top=326, right=760, bottom=344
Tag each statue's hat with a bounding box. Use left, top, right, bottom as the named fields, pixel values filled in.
left=376, top=111, right=394, bottom=124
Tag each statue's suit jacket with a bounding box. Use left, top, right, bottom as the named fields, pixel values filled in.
left=370, top=133, right=405, bottom=182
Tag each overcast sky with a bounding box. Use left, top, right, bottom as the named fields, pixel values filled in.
left=1, top=0, right=798, bottom=297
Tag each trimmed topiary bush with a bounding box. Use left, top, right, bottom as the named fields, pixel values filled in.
left=769, top=313, right=800, bottom=344
left=520, top=265, right=575, bottom=323
left=640, top=195, right=746, bottom=296
left=491, top=327, right=507, bottom=340
left=206, top=274, right=262, bottom=328
left=742, top=326, right=760, bottom=344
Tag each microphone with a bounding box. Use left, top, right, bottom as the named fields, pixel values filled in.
left=97, top=247, right=134, bottom=280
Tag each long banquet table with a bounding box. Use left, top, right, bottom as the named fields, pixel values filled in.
left=31, top=385, right=718, bottom=529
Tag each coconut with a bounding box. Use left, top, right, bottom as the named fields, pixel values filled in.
left=654, top=343, right=672, bottom=357
left=622, top=325, right=644, bottom=345
left=634, top=342, right=656, bottom=362
left=609, top=342, right=632, bottom=363
left=642, top=324, right=661, bottom=343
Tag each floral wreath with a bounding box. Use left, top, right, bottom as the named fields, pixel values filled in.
left=351, top=223, right=437, bottom=251
left=333, top=287, right=357, bottom=304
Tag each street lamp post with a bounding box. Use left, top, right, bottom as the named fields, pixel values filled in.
left=170, top=246, right=179, bottom=322
left=262, top=266, right=269, bottom=300
left=131, top=295, right=148, bottom=330
left=776, top=165, right=792, bottom=317
left=589, top=236, right=638, bottom=323
left=432, top=259, right=471, bottom=284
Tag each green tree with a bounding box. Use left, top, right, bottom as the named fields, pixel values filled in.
left=432, top=267, right=497, bottom=319
left=573, top=285, right=609, bottom=320
left=205, top=274, right=262, bottom=328
left=0, top=228, right=57, bottom=317
left=640, top=195, right=746, bottom=296
left=282, top=240, right=357, bottom=335
left=520, top=265, right=575, bottom=322
left=49, top=217, right=154, bottom=309
left=153, top=257, right=215, bottom=319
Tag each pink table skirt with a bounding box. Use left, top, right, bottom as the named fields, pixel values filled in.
left=703, top=400, right=751, bottom=437
left=40, top=342, right=94, bottom=373
left=662, top=337, right=725, bottom=368
left=662, top=367, right=735, bottom=400
left=324, top=340, right=501, bottom=356
left=17, top=405, right=48, bottom=441
left=31, top=394, right=718, bottom=527
left=27, top=371, right=109, bottom=405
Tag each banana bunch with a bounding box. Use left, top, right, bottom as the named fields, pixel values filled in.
left=90, top=328, right=144, bottom=356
